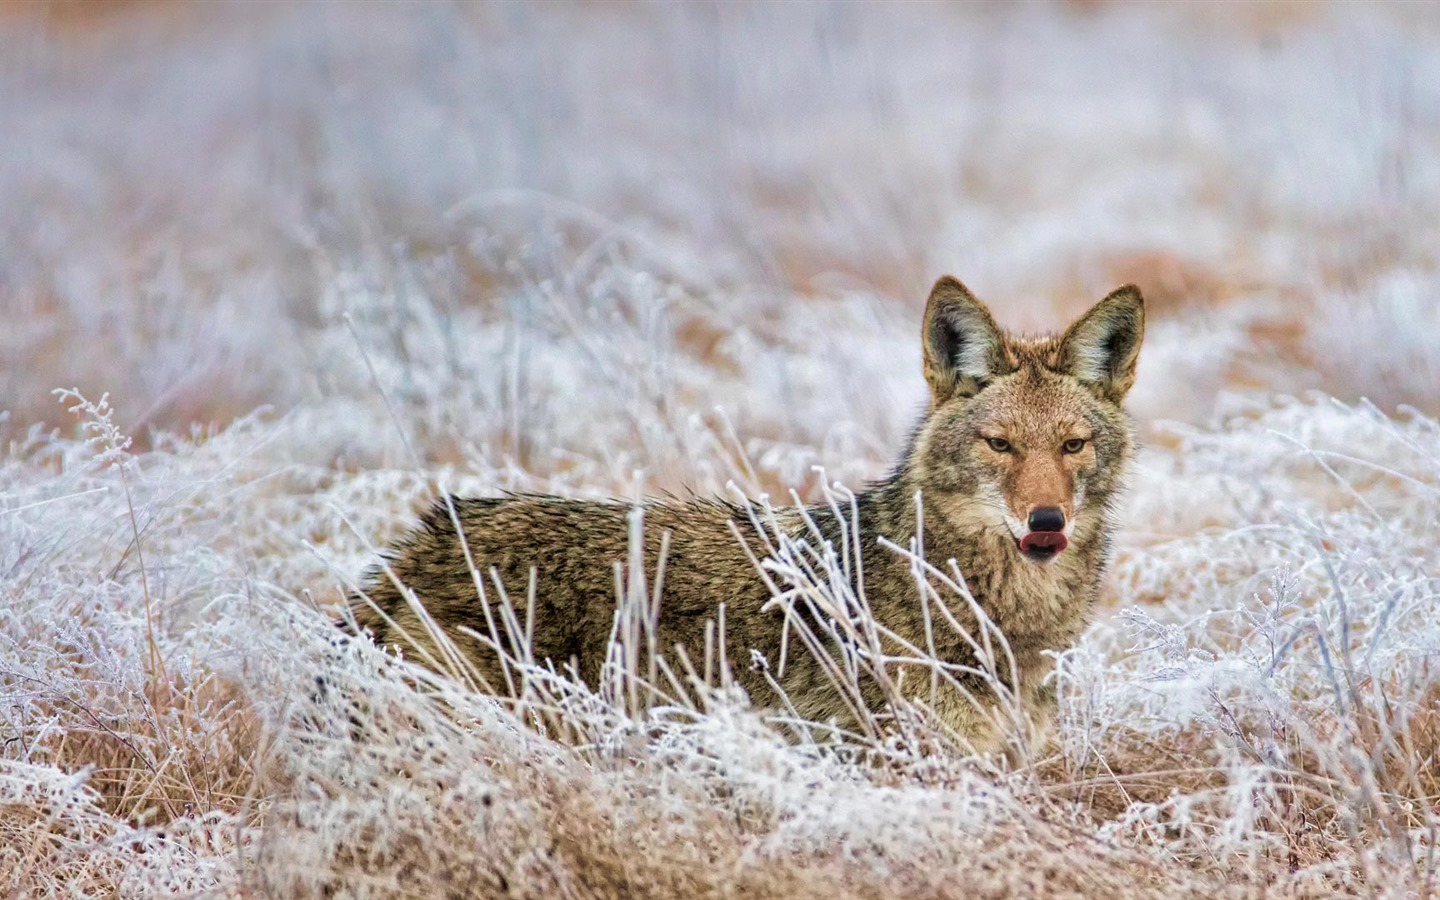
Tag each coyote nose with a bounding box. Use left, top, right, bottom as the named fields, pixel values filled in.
left=1027, top=507, right=1066, bottom=533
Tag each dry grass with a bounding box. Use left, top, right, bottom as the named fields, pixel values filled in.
left=3, top=1, right=1440, bottom=896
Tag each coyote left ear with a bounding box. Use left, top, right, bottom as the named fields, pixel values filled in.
left=1059, top=285, right=1145, bottom=402
left=922, top=276, right=1005, bottom=402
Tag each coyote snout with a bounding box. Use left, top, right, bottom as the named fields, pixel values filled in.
left=1020, top=507, right=1068, bottom=560
left=988, top=428, right=1089, bottom=562
left=352, top=275, right=1145, bottom=757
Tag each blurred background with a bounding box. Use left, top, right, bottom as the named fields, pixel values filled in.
left=3, top=0, right=1438, bottom=488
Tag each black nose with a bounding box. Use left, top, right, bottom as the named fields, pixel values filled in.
left=1028, top=507, right=1066, bottom=533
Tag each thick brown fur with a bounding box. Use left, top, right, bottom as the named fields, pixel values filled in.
left=350, top=277, right=1144, bottom=755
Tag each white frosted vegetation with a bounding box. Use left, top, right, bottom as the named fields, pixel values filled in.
left=3, top=1, right=1440, bottom=896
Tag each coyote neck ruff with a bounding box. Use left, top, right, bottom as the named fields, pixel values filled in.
left=352, top=276, right=1144, bottom=756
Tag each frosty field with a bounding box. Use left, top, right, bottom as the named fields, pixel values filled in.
left=3, top=1, right=1440, bottom=896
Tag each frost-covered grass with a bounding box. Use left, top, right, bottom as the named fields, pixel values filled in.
left=4, top=1, right=1440, bottom=896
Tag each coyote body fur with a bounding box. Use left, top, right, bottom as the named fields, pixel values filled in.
left=353, top=277, right=1145, bottom=754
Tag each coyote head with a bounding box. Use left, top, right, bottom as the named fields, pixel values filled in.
left=909, top=276, right=1145, bottom=563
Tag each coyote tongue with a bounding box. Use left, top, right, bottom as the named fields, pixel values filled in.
left=1019, top=531, right=1069, bottom=554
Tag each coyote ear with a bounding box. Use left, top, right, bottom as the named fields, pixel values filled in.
left=1059, top=285, right=1145, bottom=402
left=922, top=276, right=1005, bottom=401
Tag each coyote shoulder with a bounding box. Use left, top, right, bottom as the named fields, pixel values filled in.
left=352, top=277, right=1145, bottom=755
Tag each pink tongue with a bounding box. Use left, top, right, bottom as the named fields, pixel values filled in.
left=1020, top=532, right=1069, bottom=553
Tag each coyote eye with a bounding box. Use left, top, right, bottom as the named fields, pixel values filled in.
left=1061, top=438, right=1086, bottom=454
left=985, top=437, right=1011, bottom=453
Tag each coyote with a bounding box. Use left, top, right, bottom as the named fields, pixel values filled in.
left=351, top=277, right=1144, bottom=755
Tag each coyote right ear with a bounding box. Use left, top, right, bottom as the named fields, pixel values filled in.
left=922, top=276, right=1005, bottom=401
left=1059, top=285, right=1145, bottom=403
